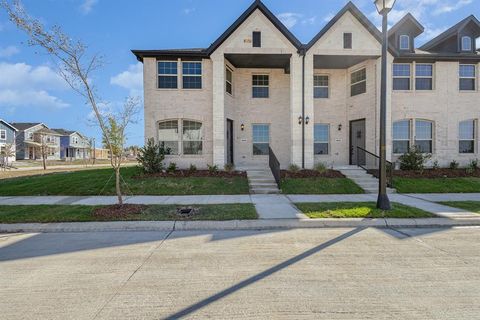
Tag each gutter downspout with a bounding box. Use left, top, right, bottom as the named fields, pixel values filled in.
left=300, top=48, right=306, bottom=169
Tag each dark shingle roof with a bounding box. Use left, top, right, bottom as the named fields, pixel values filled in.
left=51, top=128, right=75, bottom=136
left=10, top=122, right=42, bottom=131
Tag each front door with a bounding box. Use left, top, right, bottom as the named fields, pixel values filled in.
left=226, top=119, right=234, bottom=165
left=350, top=119, right=366, bottom=165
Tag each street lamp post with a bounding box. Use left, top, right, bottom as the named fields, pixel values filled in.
left=374, top=0, right=395, bottom=210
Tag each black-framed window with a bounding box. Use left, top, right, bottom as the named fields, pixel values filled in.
left=399, top=35, right=410, bottom=50
left=343, top=33, right=352, bottom=49
left=393, top=64, right=411, bottom=90
left=314, top=75, right=329, bottom=98
left=252, top=124, right=269, bottom=155
left=350, top=68, right=366, bottom=96
left=393, top=120, right=410, bottom=154
left=253, top=31, right=261, bottom=48
left=158, top=61, right=178, bottom=89
left=459, top=64, right=476, bottom=91
left=461, top=36, right=472, bottom=51
left=415, top=64, right=433, bottom=90
left=226, top=67, right=233, bottom=95
left=182, top=62, right=202, bottom=89
left=252, top=75, right=269, bottom=98
left=415, top=120, right=433, bottom=153
left=314, top=124, right=329, bottom=155
left=459, top=120, right=475, bottom=154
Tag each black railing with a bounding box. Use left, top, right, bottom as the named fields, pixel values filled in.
left=356, top=146, right=394, bottom=188
left=269, top=147, right=281, bottom=186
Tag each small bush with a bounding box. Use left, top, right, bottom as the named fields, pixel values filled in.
left=314, top=162, right=327, bottom=174
left=207, top=164, right=219, bottom=174
left=288, top=164, right=300, bottom=172
left=167, top=162, right=177, bottom=173
left=224, top=163, right=235, bottom=172
left=136, top=138, right=166, bottom=174
left=188, top=164, right=197, bottom=172
left=449, top=160, right=459, bottom=170
left=398, top=146, right=431, bottom=171
left=469, top=159, right=479, bottom=170
left=432, top=160, right=440, bottom=170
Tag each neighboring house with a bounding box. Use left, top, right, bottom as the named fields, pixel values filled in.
left=132, top=0, right=480, bottom=169
left=12, top=123, right=61, bottom=161
left=93, top=148, right=111, bottom=160
left=53, top=129, right=91, bottom=161
left=0, top=119, right=18, bottom=164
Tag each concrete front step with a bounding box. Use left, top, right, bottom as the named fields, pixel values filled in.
left=247, top=169, right=280, bottom=194
left=339, top=166, right=397, bottom=194
left=249, top=182, right=278, bottom=187
left=251, top=188, right=281, bottom=194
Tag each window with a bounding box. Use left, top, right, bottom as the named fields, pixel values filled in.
left=343, top=33, right=352, bottom=49
left=253, top=31, right=261, bottom=47
left=73, top=136, right=79, bottom=144
left=314, top=124, right=329, bottom=155
left=183, top=120, right=203, bottom=155
left=399, top=35, right=410, bottom=50
left=0, top=130, right=5, bottom=140
left=350, top=68, right=366, bottom=96
left=415, top=64, right=433, bottom=90
left=393, top=120, right=410, bottom=154
left=415, top=120, right=433, bottom=153
left=393, top=64, right=411, bottom=90
left=158, top=61, right=178, bottom=89
left=459, top=64, right=476, bottom=91
left=459, top=120, right=475, bottom=153
left=252, top=75, right=269, bottom=98
left=182, top=62, right=202, bottom=89
left=226, top=67, right=233, bottom=95
left=461, top=36, right=472, bottom=51
left=252, top=124, right=269, bottom=155
left=158, top=120, right=179, bottom=155
left=314, top=75, right=329, bottom=98
left=28, top=132, right=33, bottom=140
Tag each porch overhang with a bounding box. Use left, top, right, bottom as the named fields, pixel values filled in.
left=314, top=55, right=380, bottom=69
left=225, top=54, right=292, bottom=72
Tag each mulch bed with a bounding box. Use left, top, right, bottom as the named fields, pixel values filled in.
left=280, top=169, right=345, bottom=178
left=393, top=168, right=480, bottom=178
left=133, top=170, right=247, bottom=179
left=93, top=204, right=147, bottom=218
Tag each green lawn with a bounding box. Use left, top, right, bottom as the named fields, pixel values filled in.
left=281, top=178, right=364, bottom=194
left=0, top=167, right=249, bottom=196
left=438, top=201, right=480, bottom=214
left=295, top=202, right=435, bottom=219
left=394, top=177, right=480, bottom=193
left=0, top=204, right=257, bottom=223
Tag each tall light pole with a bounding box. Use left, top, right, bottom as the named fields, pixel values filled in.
left=374, top=0, right=395, bottom=210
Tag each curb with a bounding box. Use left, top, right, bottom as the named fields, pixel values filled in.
left=1, top=218, right=480, bottom=233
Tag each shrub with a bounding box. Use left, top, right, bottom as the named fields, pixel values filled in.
left=288, top=164, right=300, bottom=172
left=449, top=160, right=459, bottom=170
left=207, top=164, right=219, bottom=174
left=314, top=162, right=327, bottom=174
left=224, top=163, right=235, bottom=172
left=136, top=138, right=166, bottom=174
left=167, top=162, right=177, bottom=173
left=188, top=164, right=197, bottom=172
left=398, top=146, right=431, bottom=171
left=469, top=159, right=479, bottom=170
left=432, top=160, right=440, bottom=170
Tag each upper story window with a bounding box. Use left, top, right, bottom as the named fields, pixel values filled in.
left=182, top=62, right=202, bottom=89
left=252, top=124, right=269, bottom=155
left=314, top=75, right=329, bottom=98
left=253, top=31, right=261, bottom=48
left=158, top=120, right=179, bottom=155
left=73, top=136, right=79, bottom=144
left=393, top=120, right=410, bottom=154
left=226, top=67, right=233, bottom=95
left=459, top=120, right=476, bottom=154
left=459, top=64, right=476, bottom=91
left=350, top=68, right=366, bottom=96
left=27, top=132, right=33, bottom=140
left=461, top=36, right=472, bottom=51
left=314, top=124, right=329, bottom=155
left=252, top=75, right=269, bottom=98
left=399, top=35, right=410, bottom=50
left=158, top=61, right=178, bottom=89
left=393, top=64, right=411, bottom=90
left=415, top=120, right=433, bottom=153
left=415, top=64, right=433, bottom=90
left=0, top=130, right=6, bottom=140
left=343, top=33, right=352, bottom=49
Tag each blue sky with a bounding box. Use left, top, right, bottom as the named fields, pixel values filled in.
left=0, top=0, right=479, bottom=146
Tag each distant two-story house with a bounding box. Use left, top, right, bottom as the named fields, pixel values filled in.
left=133, top=0, right=480, bottom=169
left=12, top=123, right=61, bottom=161
left=0, top=119, right=18, bottom=164
left=53, top=129, right=91, bottom=161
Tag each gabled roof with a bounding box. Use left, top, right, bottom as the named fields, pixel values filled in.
left=305, top=1, right=397, bottom=54
left=420, top=15, right=480, bottom=51
left=10, top=122, right=42, bottom=131
left=0, top=119, right=18, bottom=131
left=205, top=0, right=302, bottom=54
left=52, top=129, right=87, bottom=139
left=36, top=127, right=61, bottom=136
left=388, top=13, right=424, bottom=38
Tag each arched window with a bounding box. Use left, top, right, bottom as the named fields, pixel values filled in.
left=393, top=120, right=410, bottom=154
left=158, top=120, right=179, bottom=155
left=461, top=36, right=472, bottom=51
left=399, top=35, right=410, bottom=50
left=158, top=119, right=203, bottom=155
left=415, top=120, right=433, bottom=153
left=182, top=120, right=203, bottom=155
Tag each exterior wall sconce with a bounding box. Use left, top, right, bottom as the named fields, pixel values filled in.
left=298, top=116, right=303, bottom=125
left=240, top=123, right=245, bottom=131
left=338, top=124, right=342, bottom=131
left=305, top=116, right=310, bottom=125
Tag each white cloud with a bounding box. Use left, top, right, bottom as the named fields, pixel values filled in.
left=110, top=63, right=143, bottom=97
left=0, top=46, right=20, bottom=58
left=277, top=12, right=317, bottom=29
left=433, top=0, right=472, bottom=15
left=183, top=7, right=196, bottom=15
left=323, top=13, right=335, bottom=23
left=80, top=0, right=98, bottom=15
left=0, top=62, right=69, bottom=110
left=418, top=25, right=448, bottom=42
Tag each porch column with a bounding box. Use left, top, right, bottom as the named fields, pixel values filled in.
left=290, top=53, right=303, bottom=167
left=211, top=53, right=226, bottom=167
left=304, top=53, right=315, bottom=169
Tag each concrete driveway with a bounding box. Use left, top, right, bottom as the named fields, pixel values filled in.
left=1, top=227, right=479, bottom=319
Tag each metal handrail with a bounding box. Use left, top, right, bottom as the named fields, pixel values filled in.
left=268, top=147, right=281, bottom=186
left=356, top=146, right=394, bottom=187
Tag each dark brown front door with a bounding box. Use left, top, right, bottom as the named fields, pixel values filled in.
left=226, top=119, right=234, bottom=165
left=350, top=119, right=366, bottom=165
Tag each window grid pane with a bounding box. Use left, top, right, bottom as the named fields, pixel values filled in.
left=252, top=75, right=269, bottom=98
left=314, top=124, right=329, bottom=155
left=158, top=120, right=179, bottom=154
left=351, top=68, right=366, bottom=96
left=459, top=120, right=475, bottom=140
left=399, top=35, right=409, bottom=50
left=158, top=61, right=177, bottom=75
left=252, top=124, right=269, bottom=156
left=182, top=76, right=202, bottom=89
left=182, top=62, right=202, bottom=75
left=314, top=75, right=329, bottom=98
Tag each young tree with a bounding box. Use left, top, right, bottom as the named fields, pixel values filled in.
left=1, top=0, right=139, bottom=204
left=0, top=143, right=16, bottom=171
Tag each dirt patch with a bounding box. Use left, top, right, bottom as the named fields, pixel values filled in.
left=133, top=170, right=247, bottom=179
left=393, top=168, right=480, bottom=178
left=93, top=204, right=147, bottom=218
left=280, top=170, right=345, bottom=178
